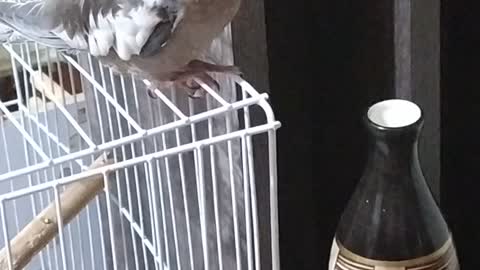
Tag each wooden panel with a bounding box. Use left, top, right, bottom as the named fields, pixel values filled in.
left=231, top=0, right=269, bottom=92
left=231, top=2, right=272, bottom=270
left=398, top=0, right=441, bottom=201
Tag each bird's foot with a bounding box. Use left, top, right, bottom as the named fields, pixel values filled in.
left=172, top=59, right=243, bottom=98
left=145, top=60, right=242, bottom=99
left=175, top=72, right=222, bottom=98
left=186, top=59, right=243, bottom=76
left=144, top=73, right=216, bottom=99
left=147, top=88, right=158, bottom=99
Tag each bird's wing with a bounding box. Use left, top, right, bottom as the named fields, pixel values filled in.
left=0, top=0, right=182, bottom=60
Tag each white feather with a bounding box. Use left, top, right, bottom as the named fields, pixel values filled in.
left=88, top=34, right=99, bottom=55
left=53, top=29, right=88, bottom=50
left=88, top=11, right=115, bottom=56
left=50, top=4, right=169, bottom=60
left=143, top=0, right=165, bottom=8
left=111, top=6, right=162, bottom=60
left=172, top=7, right=185, bottom=31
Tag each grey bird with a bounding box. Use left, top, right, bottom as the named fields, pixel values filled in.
left=0, top=0, right=242, bottom=98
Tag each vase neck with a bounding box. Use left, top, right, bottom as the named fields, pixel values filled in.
left=368, top=138, right=419, bottom=172
left=365, top=118, right=423, bottom=173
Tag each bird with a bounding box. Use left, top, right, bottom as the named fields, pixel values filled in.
left=0, top=0, right=243, bottom=98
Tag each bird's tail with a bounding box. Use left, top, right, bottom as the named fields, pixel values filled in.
left=0, top=1, right=16, bottom=43
left=0, top=1, right=68, bottom=48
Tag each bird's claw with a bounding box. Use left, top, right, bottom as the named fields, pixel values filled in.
left=187, top=89, right=206, bottom=99
left=176, top=73, right=221, bottom=99
left=166, top=59, right=240, bottom=99
left=147, top=88, right=159, bottom=99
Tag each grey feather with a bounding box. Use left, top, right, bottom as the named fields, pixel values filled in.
left=0, top=0, right=181, bottom=53
left=0, top=2, right=62, bottom=47
left=140, top=20, right=174, bottom=57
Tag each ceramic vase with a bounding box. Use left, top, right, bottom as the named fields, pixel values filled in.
left=328, top=99, right=460, bottom=270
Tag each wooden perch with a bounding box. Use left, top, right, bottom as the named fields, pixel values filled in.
left=0, top=153, right=113, bottom=270
left=30, top=70, right=73, bottom=105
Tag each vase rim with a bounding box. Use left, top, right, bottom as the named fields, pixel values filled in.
left=367, top=99, right=422, bottom=129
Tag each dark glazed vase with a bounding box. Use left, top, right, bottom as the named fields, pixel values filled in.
left=328, top=99, right=460, bottom=270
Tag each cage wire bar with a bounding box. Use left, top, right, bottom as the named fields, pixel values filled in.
left=0, top=19, right=281, bottom=270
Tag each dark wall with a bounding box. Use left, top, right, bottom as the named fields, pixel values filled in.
left=264, top=1, right=393, bottom=269
left=441, top=1, right=480, bottom=269
left=265, top=0, right=479, bottom=269
left=263, top=1, right=317, bottom=268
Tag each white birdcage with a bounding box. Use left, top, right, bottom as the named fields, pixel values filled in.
left=0, top=32, right=281, bottom=270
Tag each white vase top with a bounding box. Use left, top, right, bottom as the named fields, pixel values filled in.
left=367, top=99, right=422, bottom=128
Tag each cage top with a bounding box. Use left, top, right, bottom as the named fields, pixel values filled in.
left=0, top=46, right=280, bottom=190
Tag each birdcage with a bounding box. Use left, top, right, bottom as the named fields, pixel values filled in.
left=0, top=29, right=281, bottom=270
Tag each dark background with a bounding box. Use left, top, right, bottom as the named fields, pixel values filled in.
left=262, top=0, right=480, bottom=269
left=441, top=1, right=480, bottom=269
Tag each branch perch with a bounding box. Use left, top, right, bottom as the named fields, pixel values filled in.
left=0, top=153, right=113, bottom=270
